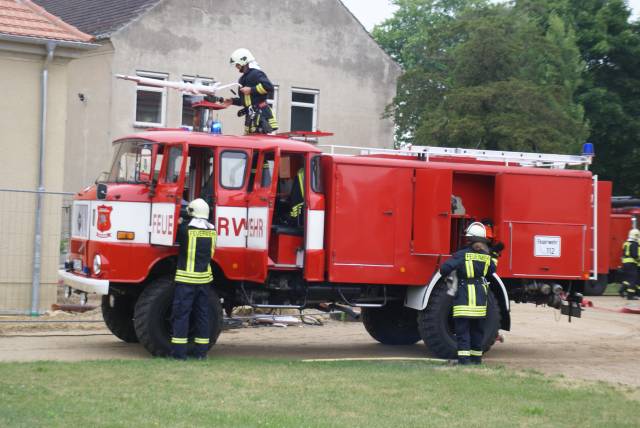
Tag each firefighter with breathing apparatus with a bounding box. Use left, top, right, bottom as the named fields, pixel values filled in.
left=171, top=198, right=217, bottom=360
left=223, top=48, right=278, bottom=134
left=619, top=228, right=640, bottom=300
left=440, top=222, right=496, bottom=365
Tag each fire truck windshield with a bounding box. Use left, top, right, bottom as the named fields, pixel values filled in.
left=107, top=140, right=153, bottom=183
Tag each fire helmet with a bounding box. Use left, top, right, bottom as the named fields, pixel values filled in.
left=187, top=198, right=209, bottom=219
left=628, top=228, right=640, bottom=242
left=230, top=48, right=255, bottom=67
left=465, top=222, right=487, bottom=240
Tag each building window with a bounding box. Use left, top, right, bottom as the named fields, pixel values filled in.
left=135, top=71, right=167, bottom=127
left=290, top=88, right=319, bottom=132
left=267, top=85, right=279, bottom=118
left=181, top=76, right=214, bottom=128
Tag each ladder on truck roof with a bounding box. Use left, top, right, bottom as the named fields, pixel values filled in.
left=318, top=144, right=593, bottom=170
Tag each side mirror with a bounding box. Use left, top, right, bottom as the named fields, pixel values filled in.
left=97, top=183, right=107, bottom=200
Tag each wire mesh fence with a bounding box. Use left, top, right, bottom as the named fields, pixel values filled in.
left=0, top=189, right=73, bottom=315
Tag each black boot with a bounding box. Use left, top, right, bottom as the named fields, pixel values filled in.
left=457, top=357, right=470, bottom=365
left=470, top=356, right=482, bottom=365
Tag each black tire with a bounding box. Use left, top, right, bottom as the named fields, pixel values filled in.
left=362, top=302, right=421, bottom=345
left=133, top=276, right=223, bottom=357
left=101, top=293, right=139, bottom=343
left=417, top=281, right=501, bottom=359
left=583, top=274, right=608, bottom=296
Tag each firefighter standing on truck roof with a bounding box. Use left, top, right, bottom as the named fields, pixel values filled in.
left=440, top=222, right=496, bottom=365
left=619, top=228, right=640, bottom=300
left=223, top=48, right=278, bottom=134
left=171, top=199, right=217, bottom=360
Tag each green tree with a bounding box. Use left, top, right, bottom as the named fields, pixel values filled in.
left=516, top=0, right=640, bottom=195
left=374, top=1, right=588, bottom=152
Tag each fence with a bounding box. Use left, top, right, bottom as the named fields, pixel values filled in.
left=0, top=189, right=73, bottom=315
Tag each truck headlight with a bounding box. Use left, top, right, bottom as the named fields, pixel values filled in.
left=93, top=254, right=102, bottom=275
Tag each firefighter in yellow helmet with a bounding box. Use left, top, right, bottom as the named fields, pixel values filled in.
left=619, top=228, right=640, bottom=300
left=223, top=48, right=278, bottom=134
left=171, top=199, right=217, bottom=359
left=439, top=222, right=496, bottom=365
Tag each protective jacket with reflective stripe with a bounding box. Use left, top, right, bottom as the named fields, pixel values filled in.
left=440, top=246, right=496, bottom=318
left=232, top=68, right=274, bottom=108
left=175, top=220, right=217, bottom=285
left=622, top=240, right=639, bottom=265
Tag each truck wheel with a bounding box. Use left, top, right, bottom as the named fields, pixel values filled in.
left=362, top=302, right=421, bottom=345
left=583, top=274, right=608, bottom=296
left=101, top=293, right=138, bottom=343
left=133, top=276, right=223, bottom=357
left=417, top=282, right=501, bottom=359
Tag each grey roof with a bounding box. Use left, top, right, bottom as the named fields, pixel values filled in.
left=32, top=0, right=160, bottom=39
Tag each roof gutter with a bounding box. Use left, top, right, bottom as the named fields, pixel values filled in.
left=30, top=41, right=56, bottom=316
left=0, top=33, right=98, bottom=49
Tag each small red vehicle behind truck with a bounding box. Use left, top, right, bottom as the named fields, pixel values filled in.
left=59, top=131, right=611, bottom=358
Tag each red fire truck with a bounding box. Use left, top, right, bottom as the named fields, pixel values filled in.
left=59, top=131, right=610, bottom=358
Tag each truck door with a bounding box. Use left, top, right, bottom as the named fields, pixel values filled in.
left=412, top=168, right=452, bottom=255
left=150, top=143, right=186, bottom=246
left=245, top=147, right=280, bottom=282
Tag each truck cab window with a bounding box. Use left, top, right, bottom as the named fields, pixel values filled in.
left=311, top=155, right=322, bottom=193
left=220, top=151, right=247, bottom=189
left=261, top=152, right=275, bottom=188
left=165, top=146, right=183, bottom=183
left=107, top=141, right=153, bottom=183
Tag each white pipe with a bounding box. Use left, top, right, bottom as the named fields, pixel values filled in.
left=30, top=41, right=56, bottom=315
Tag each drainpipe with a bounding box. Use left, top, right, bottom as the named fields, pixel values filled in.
left=31, top=41, right=56, bottom=316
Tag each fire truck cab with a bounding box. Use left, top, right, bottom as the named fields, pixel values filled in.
left=60, top=131, right=609, bottom=358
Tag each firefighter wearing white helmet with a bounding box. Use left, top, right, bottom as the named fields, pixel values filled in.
left=619, top=228, right=640, bottom=300
left=439, top=221, right=496, bottom=365
left=171, top=198, right=217, bottom=359
left=223, top=48, right=278, bottom=134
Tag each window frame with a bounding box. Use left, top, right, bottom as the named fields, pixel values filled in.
left=290, top=87, right=319, bottom=132
left=134, top=71, right=168, bottom=128
left=180, top=75, right=215, bottom=129
left=219, top=150, right=249, bottom=190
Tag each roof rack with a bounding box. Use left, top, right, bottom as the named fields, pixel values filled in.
left=318, top=145, right=593, bottom=170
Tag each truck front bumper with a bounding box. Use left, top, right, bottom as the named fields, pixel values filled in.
left=58, top=270, right=109, bottom=295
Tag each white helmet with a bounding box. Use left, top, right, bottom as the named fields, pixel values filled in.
left=628, top=228, right=640, bottom=242
left=465, top=222, right=487, bottom=240
left=187, top=198, right=209, bottom=219
left=230, top=48, right=255, bottom=67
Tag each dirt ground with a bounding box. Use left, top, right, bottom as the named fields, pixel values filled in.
left=1, top=296, right=639, bottom=388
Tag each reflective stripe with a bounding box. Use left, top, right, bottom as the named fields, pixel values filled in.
left=623, top=258, right=636, bottom=264
left=453, top=305, right=487, bottom=317
left=457, top=350, right=471, bottom=357
left=465, top=260, right=474, bottom=278
left=255, top=83, right=267, bottom=95
left=470, top=350, right=483, bottom=356
left=492, top=257, right=499, bottom=267
left=627, top=288, right=636, bottom=293
left=468, top=284, right=476, bottom=307
left=482, top=259, right=489, bottom=276
left=194, top=337, right=210, bottom=344
left=171, top=337, right=188, bottom=344
left=243, top=94, right=251, bottom=106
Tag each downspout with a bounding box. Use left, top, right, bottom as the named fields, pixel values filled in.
left=31, top=41, right=56, bottom=315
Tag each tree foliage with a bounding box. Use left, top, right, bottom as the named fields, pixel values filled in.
left=374, top=0, right=640, bottom=194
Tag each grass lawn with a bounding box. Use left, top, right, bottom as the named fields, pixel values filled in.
left=0, top=358, right=637, bottom=428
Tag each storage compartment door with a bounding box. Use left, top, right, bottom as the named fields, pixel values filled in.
left=412, top=168, right=452, bottom=255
